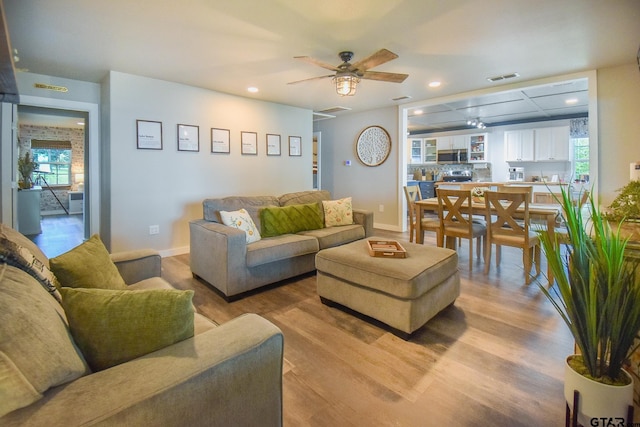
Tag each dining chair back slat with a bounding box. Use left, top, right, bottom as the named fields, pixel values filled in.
left=436, top=188, right=486, bottom=270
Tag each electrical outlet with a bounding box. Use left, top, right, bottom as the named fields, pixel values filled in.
left=378, top=204, right=384, bottom=212
left=149, top=225, right=159, bottom=235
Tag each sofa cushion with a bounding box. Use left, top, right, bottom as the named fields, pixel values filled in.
left=220, top=208, right=261, bottom=243
left=60, top=287, right=195, bottom=371
left=298, top=224, right=365, bottom=250
left=203, top=195, right=279, bottom=231
left=246, top=234, right=319, bottom=268
left=278, top=190, right=331, bottom=206
left=0, top=236, right=62, bottom=302
left=322, top=197, right=354, bottom=227
left=259, top=202, right=323, bottom=238
left=0, top=265, right=89, bottom=417
left=50, top=234, right=127, bottom=290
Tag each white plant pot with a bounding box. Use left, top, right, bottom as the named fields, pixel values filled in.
left=564, top=355, right=634, bottom=426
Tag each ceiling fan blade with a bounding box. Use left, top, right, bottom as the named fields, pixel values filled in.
left=287, top=74, right=334, bottom=85
left=351, top=48, right=398, bottom=72
left=361, top=71, right=408, bottom=83
left=294, top=56, right=340, bottom=72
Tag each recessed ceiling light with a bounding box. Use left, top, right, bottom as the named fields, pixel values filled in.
left=565, top=98, right=578, bottom=105
left=247, top=87, right=259, bottom=93
left=77, top=122, right=84, bottom=126
left=428, top=81, right=441, bottom=88
left=414, top=109, right=424, bottom=115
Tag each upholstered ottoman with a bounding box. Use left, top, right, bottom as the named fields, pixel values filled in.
left=315, top=238, right=460, bottom=339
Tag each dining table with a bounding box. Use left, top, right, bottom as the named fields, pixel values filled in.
left=415, top=197, right=562, bottom=284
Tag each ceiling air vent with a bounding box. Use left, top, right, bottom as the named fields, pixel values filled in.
left=316, top=106, right=352, bottom=115
left=392, top=95, right=412, bottom=101
left=487, top=72, right=520, bottom=83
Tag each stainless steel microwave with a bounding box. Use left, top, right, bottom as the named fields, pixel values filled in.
left=437, top=149, right=468, bottom=164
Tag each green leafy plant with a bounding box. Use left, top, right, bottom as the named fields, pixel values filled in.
left=538, top=186, right=640, bottom=385
left=17, top=151, right=38, bottom=189
left=604, top=180, right=640, bottom=223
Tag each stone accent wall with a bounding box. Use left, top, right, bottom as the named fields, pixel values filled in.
left=18, top=125, right=85, bottom=214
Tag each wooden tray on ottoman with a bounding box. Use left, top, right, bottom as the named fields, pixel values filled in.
left=367, top=239, right=407, bottom=258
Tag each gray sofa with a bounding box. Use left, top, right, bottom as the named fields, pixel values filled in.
left=0, top=224, right=284, bottom=426
left=189, top=190, right=374, bottom=300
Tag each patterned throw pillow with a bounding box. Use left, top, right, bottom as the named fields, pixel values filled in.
left=0, top=237, right=62, bottom=302
left=219, top=208, right=261, bottom=243
left=322, top=197, right=354, bottom=227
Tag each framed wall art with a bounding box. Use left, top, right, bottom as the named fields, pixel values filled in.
left=211, top=128, right=230, bottom=153
left=136, top=120, right=163, bottom=150
left=355, top=125, right=391, bottom=166
left=241, top=131, right=258, bottom=155
left=266, top=133, right=281, bottom=156
left=289, top=135, right=301, bottom=156
left=177, top=124, right=199, bottom=152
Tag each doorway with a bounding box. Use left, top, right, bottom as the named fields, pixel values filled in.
left=313, top=131, right=321, bottom=190
left=16, top=105, right=88, bottom=257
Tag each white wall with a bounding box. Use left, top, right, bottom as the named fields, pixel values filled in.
left=315, top=106, right=400, bottom=230
left=597, top=63, right=640, bottom=206
left=105, top=71, right=313, bottom=254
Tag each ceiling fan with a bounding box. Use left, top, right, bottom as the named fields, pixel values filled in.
left=287, top=48, right=408, bottom=96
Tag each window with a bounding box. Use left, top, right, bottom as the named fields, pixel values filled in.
left=30, top=140, right=72, bottom=186
left=572, top=137, right=589, bottom=182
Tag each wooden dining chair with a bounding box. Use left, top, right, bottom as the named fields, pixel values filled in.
left=404, top=185, right=439, bottom=243
left=436, top=188, right=487, bottom=270
left=483, top=188, right=541, bottom=284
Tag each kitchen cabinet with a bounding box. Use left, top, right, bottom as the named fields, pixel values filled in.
left=407, top=180, right=435, bottom=199
left=469, top=133, right=488, bottom=162
left=410, top=138, right=422, bottom=164
left=422, top=138, right=437, bottom=163
left=534, top=126, right=570, bottom=161
left=436, top=135, right=467, bottom=151
left=504, top=129, right=534, bottom=162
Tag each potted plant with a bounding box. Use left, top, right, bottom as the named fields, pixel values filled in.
left=537, top=186, right=640, bottom=425
left=604, top=180, right=640, bottom=242
left=17, top=151, right=38, bottom=190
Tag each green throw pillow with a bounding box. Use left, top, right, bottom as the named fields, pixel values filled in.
left=60, top=287, right=195, bottom=371
left=260, top=202, right=324, bottom=238
left=50, top=234, right=127, bottom=290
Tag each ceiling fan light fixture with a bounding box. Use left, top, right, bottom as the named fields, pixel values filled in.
left=333, top=73, right=360, bottom=96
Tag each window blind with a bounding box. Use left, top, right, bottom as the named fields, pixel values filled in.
left=30, top=139, right=72, bottom=150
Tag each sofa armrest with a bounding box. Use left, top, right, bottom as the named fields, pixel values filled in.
left=1, top=313, right=284, bottom=427
left=353, top=208, right=374, bottom=237
left=189, top=220, right=247, bottom=296
left=110, top=249, right=161, bottom=284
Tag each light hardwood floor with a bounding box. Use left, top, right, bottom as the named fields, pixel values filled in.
left=160, top=230, right=573, bottom=427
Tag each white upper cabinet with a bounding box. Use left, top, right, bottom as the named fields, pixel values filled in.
left=469, top=133, right=488, bottom=162
left=436, top=135, right=468, bottom=151
left=504, top=129, right=534, bottom=162
left=436, top=136, right=452, bottom=151
left=423, top=138, right=437, bottom=163
left=409, top=138, right=422, bottom=164
left=534, top=126, right=570, bottom=161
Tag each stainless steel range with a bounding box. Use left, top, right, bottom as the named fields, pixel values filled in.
left=442, top=170, right=473, bottom=182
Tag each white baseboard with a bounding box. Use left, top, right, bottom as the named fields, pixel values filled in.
left=159, top=246, right=189, bottom=258
left=41, top=210, right=68, bottom=216
left=373, top=222, right=404, bottom=232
